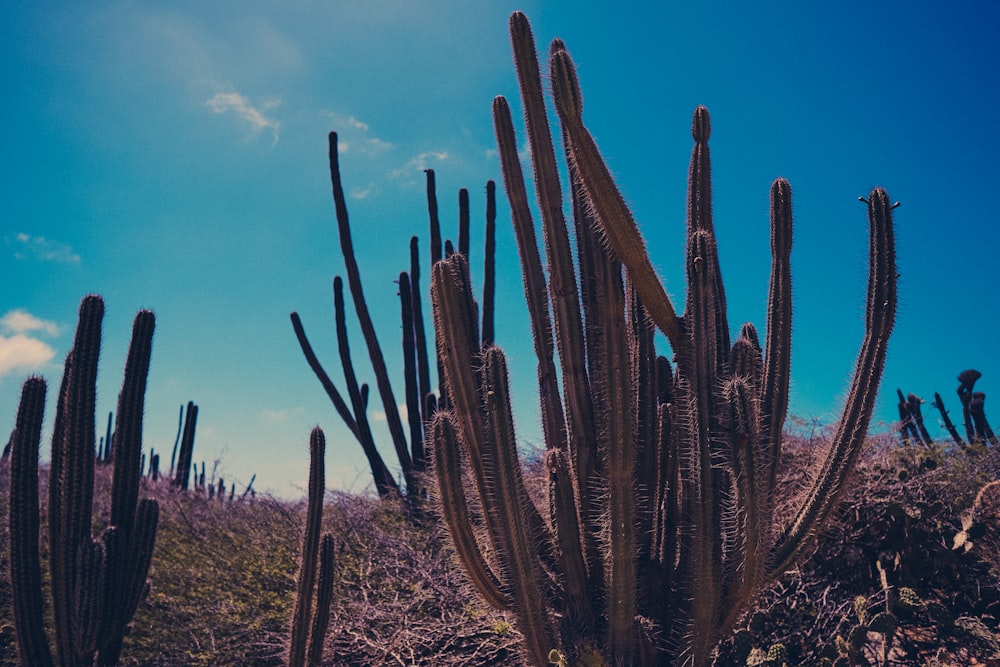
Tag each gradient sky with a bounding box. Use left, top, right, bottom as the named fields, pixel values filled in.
left=4, top=2, right=998, bottom=499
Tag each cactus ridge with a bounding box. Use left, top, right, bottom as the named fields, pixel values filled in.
left=428, top=12, right=899, bottom=666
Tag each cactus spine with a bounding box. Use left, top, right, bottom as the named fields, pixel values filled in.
left=8, top=295, right=159, bottom=667
left=430, top=12, right=898, bottom=666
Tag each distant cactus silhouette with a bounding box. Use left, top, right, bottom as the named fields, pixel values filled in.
left=172, top=401, right=199, bottom=490
left=903, top=370, right=995, bottom=449
left=8, top=295, right=159, bottom=667
left=429, top=12, right=898, bottom=666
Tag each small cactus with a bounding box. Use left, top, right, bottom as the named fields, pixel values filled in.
left=287, top=427, right=336, bottom=667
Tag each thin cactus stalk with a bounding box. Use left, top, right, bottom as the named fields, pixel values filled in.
left=430, top=12, right=898, bottom=666
left=288, top=427, right=335, bottom=667
left=172, top=401, right=198, bottom=491
left=9, top=295, right=159, bottom=667
left=934, top=390, right=966, bottom=447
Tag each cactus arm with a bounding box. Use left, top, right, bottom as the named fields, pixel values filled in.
left=492, top=95, right=568, bottom=453
left=481, top=181, right=497, bottom=347
left=493, top=94, right=593, bottom=621
left=109, top=310, right=154, bottom=542
left=458, top=188, right=471, bottom=260
left=481, top=346, right=555, bottom=666
left=601, top=261, right=638, bottom=663
left=9, top=377, right=55, bottom=667
left=762, top=179, right=793, bottom=492
left=430, top=413, right=509, bottom=610
left=50, top=294, right=103, bottom=667
left=408, top=236, right=434, bottom=423
left=333, top=277, right=401, bottom=498
left=511, top=18, right=598, bottom=463
left=327, top=132, right=412, bottom=479
left=549, top=47, right=684, bottom=351
left=288, top=427, right=326, bottom=667
left=306, top=534, right=336, bottom=667
left=399, top=272, right=425, bottom=473
left=289, top=313, right=360, bottom=439
left=769, top=187, right=897, bottom=575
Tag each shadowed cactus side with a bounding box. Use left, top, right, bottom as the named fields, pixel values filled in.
left=429, top=12, right=898, bottom=666
left=287, top=427, right=336, bottom=667
left=8, top=294, right=159, bottom=667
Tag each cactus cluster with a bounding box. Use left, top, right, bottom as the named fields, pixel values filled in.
left=287, top=427, right=336, bottom=667
left=8, top=295, right=159, bottom=667
left=898, top=370, right=996, bottom=450
left=428, top=12, right=898, bottom=666
left=291, top=142, right=498, bottom=502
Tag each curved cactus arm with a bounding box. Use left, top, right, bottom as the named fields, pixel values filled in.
left=290, top=313, right=359, bottom=439
left=548, top=45, right=683, bottom=351
left=481, top=346, right=555, bottom=666
left=762, top=179, right=793, bottom=492
left=334, top=277, right=401, bottom=498
left=430, top=412, right=509, bottom=610
left=327, top=132, right=411, bottom=480
left=768, top=187, right=897, bottom=575
left=9, top=377, right=55, bottom=667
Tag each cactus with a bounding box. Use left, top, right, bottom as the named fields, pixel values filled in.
left=8, top=294, right=159, bottom=667
left=172, top=401, right=199, bottom=490
left=428, top=12, right=898, bottom=666
left=291, top=141, right=499, bottom=502
left=906, top=370, right=994, bottom=450
left=287, top=427, right=336, bottom=667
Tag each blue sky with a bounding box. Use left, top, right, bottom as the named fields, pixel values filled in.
left=3, top=2, right=998, bottom=499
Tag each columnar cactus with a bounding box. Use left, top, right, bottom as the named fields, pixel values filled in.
left=429, top=12, right=898, bottom=666
left=172, top=401, right=199, bottom=490
left=287, top=427, right=336, bottom=667
left=290, top=143, right=499, bottom=502
left=8, top=294, right=159, bottom=667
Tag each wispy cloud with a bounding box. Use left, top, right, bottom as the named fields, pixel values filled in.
left=326, top=112, right=393, bottom=156
left=0, top=310, right=63, bottom=337
left=390, top=151, right=449, bottom=180
left=8, top=233, right=81, bottom=264
left=207, top=91, right=281, bottom=144
left=0, top=309, right=62, bottom=380
left=350, top=183, right=376, bottom=200
left=259, top=406, right=305, bottom=424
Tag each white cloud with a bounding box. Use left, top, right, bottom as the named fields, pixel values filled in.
left=260, top=406, right=305, bottom=424
left=350, top=183, right=376, bottom=200
left=0, top=310, right=63, bottom=337
left=8, top=233, right=81, bottom=264
left=207, top=91, right=281, bottom=144
left=390, top=151, right=449, bottom=180
left=0, top=334, right=56, bottom=379
left=325, top=112, right=393, bottom=157
left=372, top=403, right=409, bottom=423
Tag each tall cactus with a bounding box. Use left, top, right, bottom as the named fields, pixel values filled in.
left=287, top=427, right=336, bottom=667
left=429, top=12, right=898, bottom=666
left=8, top=294, right=159, bottom=667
